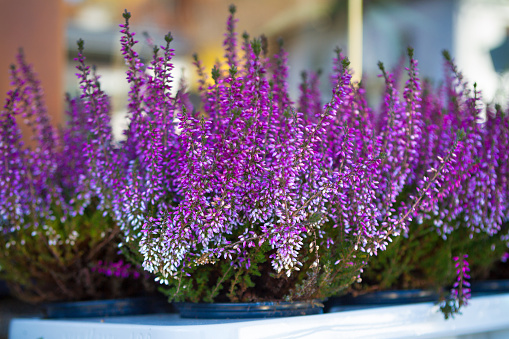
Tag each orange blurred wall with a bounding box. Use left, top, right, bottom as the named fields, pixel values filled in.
left=0, top=0, right=65, bottom=135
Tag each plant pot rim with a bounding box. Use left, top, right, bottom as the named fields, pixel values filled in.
left=175, top=299, right=324, bottom=319
left=471, top=279, right=509, bottom=294
left=332, top=289, right=439, bottom=306
left=43, top=296, right=173, bottom=319
left=176, top=299, right=323, bottom=306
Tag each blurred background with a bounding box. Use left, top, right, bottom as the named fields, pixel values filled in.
left=1, top=0, right=509, bottom=140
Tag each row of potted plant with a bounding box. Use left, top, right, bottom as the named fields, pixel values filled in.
left=1, top=5, right=508, bottom=320
left=348, top=51, right=509, bottom=318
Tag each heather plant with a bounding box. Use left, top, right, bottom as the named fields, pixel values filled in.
left=0, top=46, right=145, bottom=303
left=360, top=51, right=509, bottom=318
left=112, top=7, right=468, bottom=304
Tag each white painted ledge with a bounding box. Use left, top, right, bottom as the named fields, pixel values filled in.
left=9, top=294, right=509, bottom=339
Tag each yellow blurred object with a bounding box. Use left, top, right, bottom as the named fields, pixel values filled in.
left=192, top=44, right=248, bottom=90
left=348, top=0, right=363, bottom=83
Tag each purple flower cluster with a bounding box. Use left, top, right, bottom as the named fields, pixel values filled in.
left=361, top=50, right=509, bottom=317
left=111, top=8, right=487, bottom=301
left=131, top=24, right=387, bottom=283
left=70, top=39, right=119, bottom=213
left=418, top=53, right=509, bottom=238
left=111, top=10, right=182, bottom=244
left=440, top=254, right=471, bottom=319
left=0, top=51, right=60, bottom=230
left=92, top=260, right=141, bottom=279
left=0, top=46, right=135, bottom=302
left=3, top=6, right=509, bottom=303
left=452, top=254, right=471, bottom=302
left=0, top=44, right=120, bottom=231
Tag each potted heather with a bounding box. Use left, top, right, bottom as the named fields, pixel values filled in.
left=465, top=103, right=509, bottom=298
left=0, top=46, right=159, bottom=318
left=352, top=51, right=509, bottom=319
left=111, top=7, right=468, bottom=319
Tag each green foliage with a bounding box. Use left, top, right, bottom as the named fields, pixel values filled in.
left=442, top=50, right=452, bottom=62
left=361, top=219, right=507, bottom=295
left=362, top=222, right=451, bottom=291
left=251, top=38, right=262, bottom=58
left=211, top=65, right=221, bottom=83
left=164, top=32, right=173, bottom=44
left=0, top=201, right=143, bottom=303
left=122, top=9, right=131, bottom=20
left=157, top=217, right=372, bottom=303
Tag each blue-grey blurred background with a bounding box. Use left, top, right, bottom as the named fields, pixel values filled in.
left=2, top=0, right=509, bottom=140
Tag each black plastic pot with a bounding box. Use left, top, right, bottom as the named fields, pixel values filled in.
left=325, top=289, right=439, bottom=313
left=175, top=300, right=324, bottom=319
left=43, top=296, right=174, bottom=319
left=0, top=280, right=10, bottom=297
left=470, top=280, right=509, bottom=296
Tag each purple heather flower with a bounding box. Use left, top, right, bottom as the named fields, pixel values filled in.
left=1, top=45, right=122, bottom=251
left=123, top=19, right=444, bottom=282
left=0, top=51, right=61, bottom=229
left=440, top=254, right=471, bottom=318
left=224, top=5, right=238, bottom=69
left=103, top=11, right=509, bottom=304
left=92, top=260, right=141, bottom=279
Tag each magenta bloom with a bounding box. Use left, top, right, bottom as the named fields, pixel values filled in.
left=109, top=9, right=480, bottom=303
